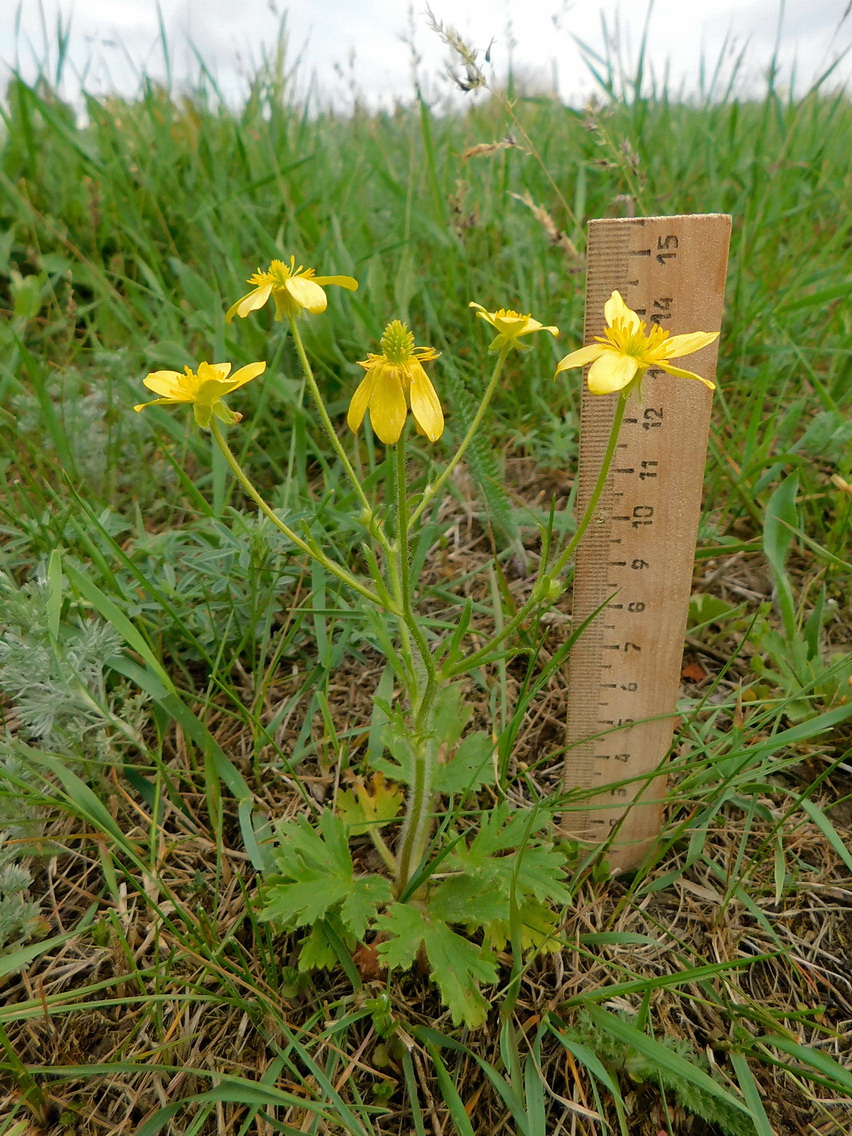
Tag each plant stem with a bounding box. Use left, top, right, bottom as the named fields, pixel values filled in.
left=388, top=440, right=416, bottom=690
left=209, top=419, right=395, bottom=614
left=407, top=346, right=510, bottom=531
left=287, top=315, right=394, bottom=557
left=394, top=654, right=440, bottom=894
left=392, top=434, right=441, bottom=894
left=282, top=372, right=305, bottom=512
left=443, top=389, right=629, bottom=678
left=549, top=389, right=629, bottom=577
left=394, top=730, right=434, bottom=895
left=394, top=435, right=437, bottom=702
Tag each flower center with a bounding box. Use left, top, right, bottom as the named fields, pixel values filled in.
left=380, top=320, right=416, bottom=364
left=606, top=317, right=672, bottom=360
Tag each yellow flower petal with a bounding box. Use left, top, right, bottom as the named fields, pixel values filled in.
left=347, top=321, right=442, bottom=445
left=135, top=358, right=265, bottom=427
left=557, top=292, right=719, bottom=397
left=313, top=274, right=359, bottom=291
left=369, top=365, right=407, bottom=445
left=469, top=301, right=558, bottom=352
left=225, top=292, right=252, bottom=322
left=134, top=397, right=173, bottom=412
left=587, top=352, right=639, bottom=394
left=554, top=344, right=606, bottom=374
left=664, top=331, right=719, bottom=358
left=142, top=370, right=192, bottom=399
left=408, top=363, right=444, bottom=442
left=198, top=361, right=231, bottom=382
left=286, top=276, right=328, bottom=314
left=226, top=361, right=267, bottom=391
left=346, top=371, right=376, bottom=433
left=197, top=378, right=236, bottom=405
left=657, top=361, right=716, bottom=389
left=229, top=284, right=273, bottom=321
left=604, top=291, right=640, bottom=332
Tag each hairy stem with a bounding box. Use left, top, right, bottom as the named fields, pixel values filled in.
left=392, top=435, right=440, bottom=892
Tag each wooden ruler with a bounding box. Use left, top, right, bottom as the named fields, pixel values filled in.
left=562, top=214, right=731, bottom=873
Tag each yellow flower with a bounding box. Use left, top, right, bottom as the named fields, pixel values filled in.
left=134, top=360, right=266, bottom=428
left=226, top=256, right=358, bottom=322
left=554, top=290, right=718, bottom=395
left=347, top=321, right=443, bottom=445
left=469, top=302, right=558, bottom=352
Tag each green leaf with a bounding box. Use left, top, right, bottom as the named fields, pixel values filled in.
left=444, top=804, right=572, bottom=909
left=0, top=903, right=98, bottom=980
left=340, top=876, right=394, bottom=940
left=297, top=921, right=340, bottom=971
left=429, top=875, right=507, bottom=926
left=260, top=812, right=391, bottom=938
left=730, top=1051, right=774, bottom=1136
left=261, top=875, right=351, bottom=929
left=433, top=731, right=493, bottom=795
left=367, top=665, right=395, bottom=766
left=764, top=1034, right=852, bottom=1094
left=426, top=1044, right=477, bottom=1136
left=762, top=472, right=799, bottom=641
left=481, top=898, right=562, bottom=954
left=431, top=684, right=473, bottom=750
left=373, top=713, right=417, bottom=783
left=376, top=903, right=498, bottom=1028
left=688, top=592, right=739, bottom=630
left=548, top=1019, right=629, bottom=1136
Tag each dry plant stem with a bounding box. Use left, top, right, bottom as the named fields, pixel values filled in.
left=287, top=315, right=395, bottom=559
left=442, top=389, right=629, bottom=678
left=407, top=345, right=510, bottom=532
left=209, top=419, right=393, bottom=613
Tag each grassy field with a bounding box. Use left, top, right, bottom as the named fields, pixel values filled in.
left=1, top=22, right=851, bottom=1136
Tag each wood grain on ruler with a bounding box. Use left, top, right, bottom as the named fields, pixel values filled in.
left=562, top=214, right=731, bottom=873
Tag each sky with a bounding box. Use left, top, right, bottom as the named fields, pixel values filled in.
left=1, top=0, right=850, bottom=109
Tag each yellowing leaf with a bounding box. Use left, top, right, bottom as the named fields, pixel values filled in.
left=337, top=772, right=404, bottom=836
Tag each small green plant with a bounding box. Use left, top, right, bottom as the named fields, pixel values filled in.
left=0, top=570, right=146, bottom=764
left=130, top=265, right=720, bottom=1024
left=560, top=1009, right=759, bottom=1136
left=0, top=831, right=44, bottom=961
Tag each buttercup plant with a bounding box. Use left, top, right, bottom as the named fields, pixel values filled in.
left=134, top=263, right=719, bottom=1026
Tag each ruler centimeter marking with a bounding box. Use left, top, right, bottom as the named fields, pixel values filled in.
left=562, top=214, right=731, bottom=873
